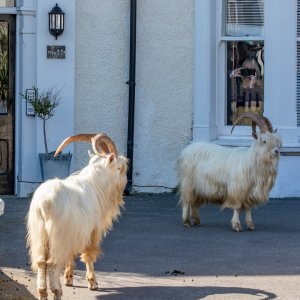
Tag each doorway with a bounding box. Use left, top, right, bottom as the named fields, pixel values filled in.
left=0, top=15, right=15, bottom=194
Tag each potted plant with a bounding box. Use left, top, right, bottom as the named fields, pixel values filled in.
left=21, top=86, right=72, bottom=181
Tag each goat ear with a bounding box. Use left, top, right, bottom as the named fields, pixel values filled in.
left=108, top=153, right=115, bottom=164
left=88, top=150, right=94, bottom=158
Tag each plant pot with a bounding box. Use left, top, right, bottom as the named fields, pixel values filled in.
left=39, top=152, right=72, bottom=181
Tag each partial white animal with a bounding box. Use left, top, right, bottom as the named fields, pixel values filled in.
left=0, top=198, right=4, bottom=216
left=178, top=113, right=282, bottom=232
left=26, top=133, right=128, bottom=300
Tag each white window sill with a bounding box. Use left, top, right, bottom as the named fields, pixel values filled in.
left=212, top=137, right=300, bottom=156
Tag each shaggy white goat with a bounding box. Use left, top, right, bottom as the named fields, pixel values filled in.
left=178, top=113, right=282, bottom=232
left=26, top=133, right=128, bottom=300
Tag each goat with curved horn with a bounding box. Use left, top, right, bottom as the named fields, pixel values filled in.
left=27, top=132, right=128, bottom=299
left=178, top=112, right=282, bottom=232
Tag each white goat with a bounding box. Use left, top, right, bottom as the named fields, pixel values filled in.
left=178, top=113, right=282, bottom=232
left=26, top=133, right=128, bottom=300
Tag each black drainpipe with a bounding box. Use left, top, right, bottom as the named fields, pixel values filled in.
left=125, top=0, right=137, bottom=194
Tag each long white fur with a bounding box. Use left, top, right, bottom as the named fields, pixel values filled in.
left=26, top=152, right=128, bottom=299
left=178, top=131, right=282, bottom=231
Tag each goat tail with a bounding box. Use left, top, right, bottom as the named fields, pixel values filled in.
left=26, top=202, right=49, bottom=271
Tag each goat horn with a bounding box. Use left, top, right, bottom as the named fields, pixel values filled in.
left=92, top=134, right=118, bottom=157
left=54, top=133, right=110, bottom=157
left=231, top=112, right=272, bottom=139
left=263, top=116, right=274, bottom=133
left=251, top=121, right=258, bottom=139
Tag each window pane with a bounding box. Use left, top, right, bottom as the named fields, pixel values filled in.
left=226, top=41, right=264, bottom=125
left=0, top=0, right=15, bottom=7
left=225, top=0, right=264, bottom=36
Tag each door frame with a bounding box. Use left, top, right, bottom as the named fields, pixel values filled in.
left=0, top=14, right=15, bottom=195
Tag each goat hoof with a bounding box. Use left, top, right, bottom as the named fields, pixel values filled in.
left=246, top=222, right=255, bottom=231
left=90, top=285, right=98, bottom=291
left=52, top=290, right=62, bottom=300
left=193, top=219, right=201, bottom=226
left=232, top=222, right=243, bottom=232
left=64, top=276, right=73, bottom=286
left=38, top=288, right=48, bottom=300
left=183, top=221, right=191, bottom=227
left=88, top=278, right=98, bottom=291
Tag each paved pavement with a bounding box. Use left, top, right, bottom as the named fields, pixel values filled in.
left=0, top=193, right=300, bottom=300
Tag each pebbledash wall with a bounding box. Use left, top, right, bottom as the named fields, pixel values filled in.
left=13, top=0, right=300, bottom=197
left=74, top=0, right=193, bottom=193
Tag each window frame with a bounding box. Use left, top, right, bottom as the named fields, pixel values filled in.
left=297, top=0, right=300, bottom=127
left=193, top=0, right=298, bottom=146
left=217, top=0, right=265, bottom=137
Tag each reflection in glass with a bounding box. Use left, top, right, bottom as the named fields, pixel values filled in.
left=226, top=41, right=264, bottom=125
left=0, top=0, right=15, bottom=7
left=0, top=22, right=8, bottom=115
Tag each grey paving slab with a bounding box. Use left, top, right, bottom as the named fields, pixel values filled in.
left=0, top=194, right=300, bottom=299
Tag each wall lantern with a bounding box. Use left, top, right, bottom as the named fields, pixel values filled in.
left=48, top=3, right=65, bottom=39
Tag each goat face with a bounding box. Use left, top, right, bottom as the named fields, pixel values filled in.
left=256, top=131, right=282, bottom=161
left=89, top=152, right=129, bottom=189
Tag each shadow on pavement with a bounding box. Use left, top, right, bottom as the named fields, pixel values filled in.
left=96, top=285, right=277, bottom=300
left=0, top=268, right=36, bottom=300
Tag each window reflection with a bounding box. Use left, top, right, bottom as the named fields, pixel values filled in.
left=0, top=22, right=8, bottom=115
left=227, top=41, right=264, bottom=125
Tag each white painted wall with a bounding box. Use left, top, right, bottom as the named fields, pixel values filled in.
left=36, top=1, right=75, bottom=156
left=74, top=0, right=129, bottom=171
left=75, top=0, right=193, bottom=192
left=133, top=1, right=193, bottom=191
left=15, top=1, right=38, bottom=196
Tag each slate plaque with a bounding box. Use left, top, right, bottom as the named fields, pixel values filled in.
left=47, top=45, right=66, bottom=59
left=25, top=88, right=35, bottom=116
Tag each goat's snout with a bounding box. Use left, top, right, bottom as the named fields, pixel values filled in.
left=272, top=147, right=280, bottom=156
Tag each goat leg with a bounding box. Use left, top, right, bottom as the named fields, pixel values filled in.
left=231, top=208, right=243, bottom=232
left=64, top=260, right=75, bottom=286
left=245, top=208, right=255, bottom=230
left=191, top=203, right=200, bottom=225
left=37, top=262, right=48, bottom=300
left=182, top=203, right=191, bottom=227
left=48, top=263, right=63, bottom=300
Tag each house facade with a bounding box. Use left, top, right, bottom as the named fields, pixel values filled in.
left=1, top=0, right=300, bottom=197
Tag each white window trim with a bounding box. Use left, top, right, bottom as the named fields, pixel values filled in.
left=193, top=0, right=299, bottom=147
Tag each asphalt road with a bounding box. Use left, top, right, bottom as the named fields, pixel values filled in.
left=0, top=193, right=300, bottom=299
